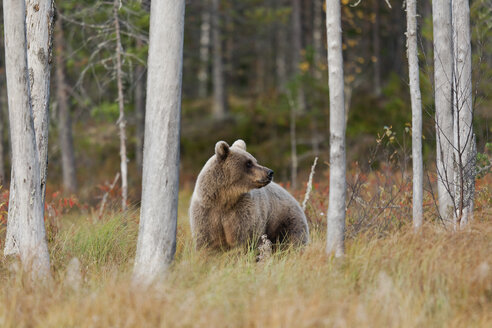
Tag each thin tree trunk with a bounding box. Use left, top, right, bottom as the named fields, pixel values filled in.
left=406, top=0, right=423, bottom=229
left=372, top=0, right=381, bottom=96
left=313, top=0, right=324, bottom=81
left=133, top=0, right=185, bottom=285
left=134, top=39, right=145, bottom=173
left=26, top=0, right=54, bottom=202
left=288, top=94, right=298, bottom=189
left=114, top=0, right=128, bottom=211
left=211, top=0, right=227, bottom=119
left=452, top=0, right=475, bottom=228
left=55, top=16, right=77, bottom=194
left=198, top=0, right=210, bottom=98
left=292, top=0, right=306, bottom=112
left=433, top=0, right=455, bottom=225
left=325, top=0, right=346, bottom=257
left=0, top=95, right=5, bottom=185
left=275, top=6, right=287, bottom=93
left=3, top=0, right=50, bottom=278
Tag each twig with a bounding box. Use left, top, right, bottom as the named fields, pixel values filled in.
left=302, top=157, right=318, bottom=212
left=98, top=172, right=120, bottom=218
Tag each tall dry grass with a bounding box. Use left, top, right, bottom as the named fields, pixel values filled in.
left=0, top=181, right=490, bottom=327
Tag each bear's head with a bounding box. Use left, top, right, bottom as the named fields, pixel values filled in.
left=214, top=139, right=274, bottom=192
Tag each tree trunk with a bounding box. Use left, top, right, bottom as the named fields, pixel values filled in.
left=198, top=0, right=210, bottom=98
left=133, top=0, right=185, bottom=285
left=372, top=0, right=381, bottom=96
left=275, top=5, right=287, bottom=93
left=113, top=0, right=128, bottom=211
left=452, top=0, right=475, bottom=228
left=325, top=0, right=346, bottom=257
left=313, top=0, right=324, bottom=81
left=3, top=0, right=50, bottom=278
left=291, top=0, right=306, bottom=112
left=134, top=39, right=146, bottom=173
left=211, top=0, right=227, bottom=119
left=0, top=95, right=5, bottom=186
left=55, top=16, right=77, bottom=194
left=432, top=0, right=455, bottom=226
left=406, top=0, right=423, bottom=229
left=26, top=0, right=54, bottom=202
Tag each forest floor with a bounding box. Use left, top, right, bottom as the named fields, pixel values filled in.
left=0, top=174, right=491, bottom=327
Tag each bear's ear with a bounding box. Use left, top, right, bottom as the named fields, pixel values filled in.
left=215, top=141, right=230, bottom=160
left=231, top=139, right=246, bottom=151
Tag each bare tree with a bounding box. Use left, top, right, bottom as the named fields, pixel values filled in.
left=198, top=0, right=211, bottom=98
left=432, top=0, right=455, bottom=225
left=211, top=0, right=227, bottom=119
left=133, top=0, right=185, bottom=285
left=325, top=0, right=346, bottom=257
left=55, top=15, right=77, bottom=193
left=291, top=0, right=306, bottom=112
left=3, top=0, right=51, bottom=278
left=313, top=0, right=324, bottom=81
left=452, top=0, right=476, bottom=227
left=406, top=0, right=423, bottom=229
left=113, top=0, right=128, bottom=211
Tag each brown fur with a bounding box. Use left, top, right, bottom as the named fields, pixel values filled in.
left=189, top=140, right=309, bottom=250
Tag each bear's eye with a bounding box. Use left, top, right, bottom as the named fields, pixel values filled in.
left=245, top=160, right=253, bottom=168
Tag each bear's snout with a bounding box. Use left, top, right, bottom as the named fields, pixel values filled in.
left=267, top=169, right=274, bottom=181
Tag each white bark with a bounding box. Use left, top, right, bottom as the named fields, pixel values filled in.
left=198, top=1, right=210, bottom=98
left=114, top=0, right=128, bottom=211
left=325, top=0, right=346, bottom=257
left=133, top=0, right=185, bottom=285
left=406, top=0, right=423, bottom=229
left=432, top=0, right=455, bottom=225
left=211, top=0, right=227, bottom=119
left=3, top=0, right=50, bottom=278
left=452, top=0, right=475, bottom=227
left=26, top=0, right=54, bottom=201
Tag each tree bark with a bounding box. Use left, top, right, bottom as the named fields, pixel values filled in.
left=211, top=0, right=227, bottom=119
left=432, top=0, right=455, bottom=225
left=275, top=3, right=288, bottom=93
left=3, top=0, right=51, bottom=278
left=134, top=50, right=145, bottom=174
left=325, top=0, right=346, bottom=257
left=0, top=94, right=5, bottom=186
left=452, top=0, right=475, bottom=228
left=133, top=0, right=185, bottom=285
left=113, top=0, right=128, bottom=211
left=26, top=0, right=54, bottom=202
left=406, top=0, right=423, bottom=229
left=55, top=16, right=77, bottom=194
left=198, top=0, right=210, bottom=98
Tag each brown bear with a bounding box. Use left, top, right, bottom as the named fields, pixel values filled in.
left=189, top=139, right=309, bottom=250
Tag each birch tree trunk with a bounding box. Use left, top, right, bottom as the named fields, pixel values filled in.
left=55, top=16, right=77, bottom=193
left=198, top=1, right=210, bottom=98
left=113, top=0, right=128, bottom=211
left=406, top=0, right=423, bottom=229
left=211, top=0, right=227, bottom=119
left=133, top=0, right=185, bottom=286
left=26, top=0, right=54, bottom=202
left=3, top=0, right=50, bottom=278
left=432, top=0, right=455, bottom=225
left=325, top=0, right=346, bottom=257
left=452, top=0, right=475, bottom=228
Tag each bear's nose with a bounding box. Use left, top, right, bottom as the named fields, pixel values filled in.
left=267, top=169, right=274, bottom=180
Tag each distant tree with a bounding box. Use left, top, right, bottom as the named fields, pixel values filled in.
left=55, top=13, right=78, bottom=193
left=133, top=0, right=185, bottom=285
left=3, top=0, right=51, bottom=279
left=325, top=0, right=346, bottom=257
left=406, top=0, right=423, bottom=229
left=432, top=0, right=455, bottom=226
left=211, top=0, right=227, bottom=119
left=452, top=0, right=476, bottom=227
left=198, top=0, right=211, bottom=98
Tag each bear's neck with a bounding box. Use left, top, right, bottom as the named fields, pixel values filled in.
left=196, top=167, right=248, bottom=209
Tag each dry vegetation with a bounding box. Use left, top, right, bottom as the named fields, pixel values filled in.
left=0, top=173, right=491, bottom=328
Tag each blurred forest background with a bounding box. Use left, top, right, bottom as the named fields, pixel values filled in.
left=0, top=0, right=490, bottom=207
